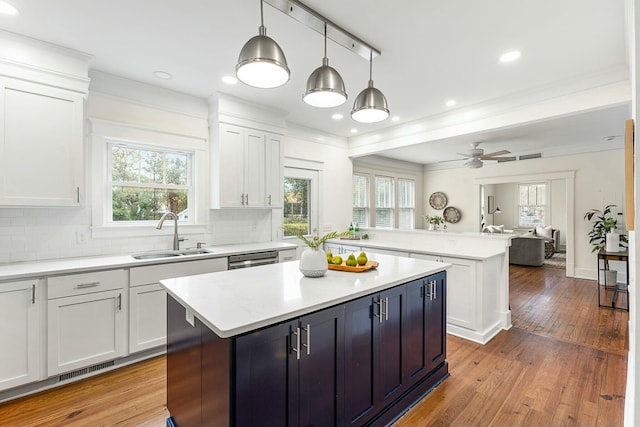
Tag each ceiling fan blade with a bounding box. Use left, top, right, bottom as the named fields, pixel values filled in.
left=480, top=150, right=510, bottom=159
left=481, top=156, right=511, bottom=161
left=438, top=158, right=467, bottom=163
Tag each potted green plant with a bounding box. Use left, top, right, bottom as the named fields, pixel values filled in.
left=425, top=215, right=445, bottom=231
left=583, top=204, right=628, bottom=252
left=283, top=227, right=350, bottom=277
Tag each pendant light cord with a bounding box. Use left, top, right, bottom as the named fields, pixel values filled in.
left=323, top=23, right=327, bottom=59
left=260, top=0, right=264, bottom=27
left=369, top=50, right=373, bottom=81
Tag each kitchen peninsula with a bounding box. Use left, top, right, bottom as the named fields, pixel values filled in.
left=160, top=254, right=450, bottom=427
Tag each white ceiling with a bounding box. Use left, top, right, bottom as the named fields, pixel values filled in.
left=0, top=0, right=631, bottom=165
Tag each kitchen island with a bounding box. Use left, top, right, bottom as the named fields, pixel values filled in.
left=161, top=254, right=450, bottom=427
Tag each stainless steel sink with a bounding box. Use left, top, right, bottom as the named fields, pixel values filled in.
left=132, top=253, right=182, bottom=260
left=131, top=249, right=212, bottom=260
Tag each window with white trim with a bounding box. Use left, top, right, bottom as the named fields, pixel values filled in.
left=398, top=179, right=415, bottom=230
left=283, top=167, right=319, bottom=238
left=375, top=176, right=394, bottom=228
left=352, top=174, right=369, bottom=227
left=518, top=182, right=546, bottom=227
left=107, top=142, right=194, bottom=223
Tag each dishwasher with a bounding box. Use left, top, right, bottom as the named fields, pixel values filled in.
left=227, top=250, right=279, bottom=270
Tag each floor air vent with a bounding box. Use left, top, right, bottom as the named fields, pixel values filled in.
left=59, top=360, right=115, bottom=382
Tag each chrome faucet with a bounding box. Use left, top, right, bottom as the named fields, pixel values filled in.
left=156, top=212, right=180, bottom=250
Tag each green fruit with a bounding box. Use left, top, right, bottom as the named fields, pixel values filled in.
left=326, top=252, right=333, bottom=263
left=347, top=253, right=356, bottom=260
left=357, top=251, right=368, bottom=266
left=346, top=257, right=358, bottom=267
left=332, top=256, right=343, bottom=265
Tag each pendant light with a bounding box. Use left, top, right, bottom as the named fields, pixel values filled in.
left=303, top=23, right=347, bottom=108
left=351, top=51, right=389, bottom=123
left=236, top=0, right=290, bottom=89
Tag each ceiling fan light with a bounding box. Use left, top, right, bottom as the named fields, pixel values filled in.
left=351, top=80, right=389, bottom=123
left=465, top=158, right=483, bottom=168
left=303, top=58, right=347, bottom=108
left=236, top=26, right=290, bottom=88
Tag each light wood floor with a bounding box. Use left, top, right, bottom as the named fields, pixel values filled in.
left=0, top=265, right=628, bottom=427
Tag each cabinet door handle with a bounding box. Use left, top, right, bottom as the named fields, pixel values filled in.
left=76, top=187, right=80, bottom=203
left=302, top=324, right=310, bottom=355
left=433, top=281, right=437, bottom=299
left=31, top=284, right=35, bottom=304
left=117, top=293, right=122, bottom=311
left=374, top=299, right=383, bottom=323
left=292, top=327, right=301, bottom=360
left=245, top=194, right=249, bottom=205
left=76, top=282, right=100, bottom=289
left=268, top=195, right=272, bottom=205
left=381, top=297, right=389, bottom=321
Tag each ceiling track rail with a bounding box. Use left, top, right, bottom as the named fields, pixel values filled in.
left=263, top=0, right=381, bottom=60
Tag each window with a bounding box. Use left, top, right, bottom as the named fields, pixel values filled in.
left=283, top=167, right=319, bottom=237
left=108, top=143, right=192, bottom=223
left=352, top=174, right=369, bottom=227
left=352, top=170, right=417, bottom=230
left=398, top=179, right=415, bottom=229
left=519, top=182, right=546, bottom=227
left=375, top=176, right=394, bottom=228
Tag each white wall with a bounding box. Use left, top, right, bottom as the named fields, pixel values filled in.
left=423, top=149, right=625, bottom=278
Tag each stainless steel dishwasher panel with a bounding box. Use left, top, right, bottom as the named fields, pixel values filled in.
left=227, top=251, right=279, bottom=270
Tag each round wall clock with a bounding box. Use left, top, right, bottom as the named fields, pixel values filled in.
left=443, top=206, right=461, bottom=223
left=429, top=192, right=447, bottom=210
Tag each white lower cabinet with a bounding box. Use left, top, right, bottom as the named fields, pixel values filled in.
left=47, top=270, right=127, bottom=376
left=128, top=257, right=228, bottom=353
left=0, top=279, right=43, bottom=391
left=129, top=283, right=166, bottom=353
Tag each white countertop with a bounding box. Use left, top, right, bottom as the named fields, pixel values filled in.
left=0, top=241, right=297, bottom=282
left=329, top=235, right=509, bottom=260
left=160, top=253, right=450, bottom=338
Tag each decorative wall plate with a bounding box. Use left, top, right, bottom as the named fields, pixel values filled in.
left=443, top=206, right=461, bottom=223
left=429, top=192, right=447, bottom=210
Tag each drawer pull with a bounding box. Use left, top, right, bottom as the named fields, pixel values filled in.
left=76, top=282, right=100, bottom=289
left=118, top=293, right=122, bottom=311
left=31, top=284, right=35, bottom=304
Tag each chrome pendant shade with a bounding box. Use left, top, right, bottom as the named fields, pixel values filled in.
left=236, top=1, right=290, bottom=89
left=351, top=53, right=389, bottom=123
left=303, top=24, right=347, bottom=108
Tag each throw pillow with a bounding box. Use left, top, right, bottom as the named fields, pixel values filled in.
left=536, top=225, right=553, bottom=239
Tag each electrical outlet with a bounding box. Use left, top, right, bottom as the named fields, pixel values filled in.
left=76, top=231, right=88, bottom=244
left=185, top=309, right=195, bottom=327
left=323, top=224, right=332, bottom=232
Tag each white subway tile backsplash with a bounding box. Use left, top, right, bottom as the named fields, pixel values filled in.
left=0, top=207, right=276, bottom=264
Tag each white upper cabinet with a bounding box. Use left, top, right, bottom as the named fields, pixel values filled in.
left=212, top=123, right=283, bottom=209
left=0, top=32, right=89, bottom=207
left=0, top=78, right=84, bottom=206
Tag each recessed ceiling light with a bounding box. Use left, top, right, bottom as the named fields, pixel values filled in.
left=153, top=70, right=173, bottom=80
left=391, top=116, right=400, bottom=122
left=499, top=50, right=521, bottom=63
left=0, top=1, right=18, bottom=15
left=350, top=128, right=358, bottom=134
left=222, top=75, right=238, bottom=85
left=331, top=113, right=344, bottom=120
left=445, top=99, right=456, bottom=107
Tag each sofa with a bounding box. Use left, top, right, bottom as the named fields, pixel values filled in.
left=509, top=236, right=546, bottom=266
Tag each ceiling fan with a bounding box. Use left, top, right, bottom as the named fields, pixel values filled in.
left=452, top=142, right=514, bottom=168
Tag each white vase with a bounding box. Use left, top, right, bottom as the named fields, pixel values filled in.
left=299, top=247, right=328, bottom=278
left=605, top=231, right=620, bottom=252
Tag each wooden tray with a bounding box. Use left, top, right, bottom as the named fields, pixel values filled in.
left=328, top=260, right=379, bottom=272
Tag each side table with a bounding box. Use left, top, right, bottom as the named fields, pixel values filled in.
left=597, top=249, right=629, bottom=311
